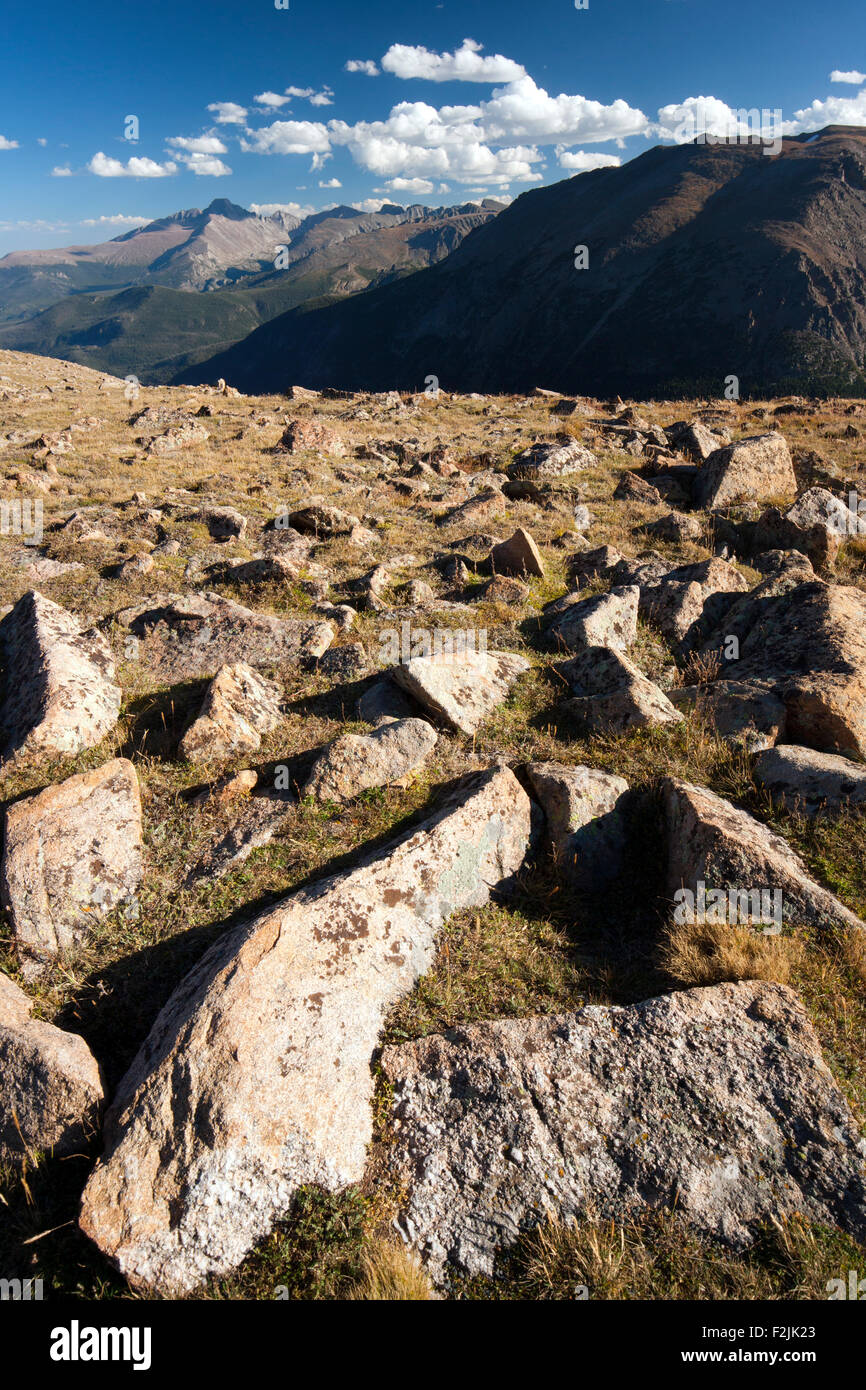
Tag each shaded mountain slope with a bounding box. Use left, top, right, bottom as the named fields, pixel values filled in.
left=183, top=128, right=866, bottom=398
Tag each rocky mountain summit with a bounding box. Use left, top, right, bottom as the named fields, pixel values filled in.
left=0, top=348, right=865, bottom=1300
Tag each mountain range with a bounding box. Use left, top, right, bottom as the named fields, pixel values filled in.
left=184, top=126, right=866, bottom=400
left=0, top=198, right=503, bottom=381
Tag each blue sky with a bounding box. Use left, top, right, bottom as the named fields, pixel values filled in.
left=1, top=0, right=865, bottom=252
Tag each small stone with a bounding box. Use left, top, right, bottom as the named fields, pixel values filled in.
left=0, top=974, right=105, bottom=1164
left=303, top=718, right=438, bottom=802
left=180, top=662, right=282, bottom=763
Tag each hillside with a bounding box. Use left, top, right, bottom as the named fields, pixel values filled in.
left=0, top=201, right=503, bottom=382
left=185, top=127, right=866, bottom=399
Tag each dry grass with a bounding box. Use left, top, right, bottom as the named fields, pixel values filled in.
left=347, top=1238, right=436, bottom=1301
left=1, top=350, right=865, bottom=1301
left=661, top=918, right=806, bottom=988
left=498, top=1209, right=865, bottom=1300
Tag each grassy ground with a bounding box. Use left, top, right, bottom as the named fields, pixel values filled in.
left=1, top=350, right=865, bottom=1300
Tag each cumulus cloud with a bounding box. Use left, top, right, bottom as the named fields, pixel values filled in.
left=254, top=91, right=292, bottom=108
left=0, top=135, right=19, bottom=150
left=286, top=86, right=314, bottom=98
left=88, top=151, right=177, bottom=177
left=177, top=152, right=232, bottom=175
left=782, top=88, right=866, bottom=132
left=249, top=201, right=315, bottom=217
left=80, top=214, right=149, bottom=227
left=37, top=137, right=47, bottom=147
left=557, top=148, right=621, bottom=171
left=166, top=134, right=228, bottom=155
left=345, top=59, right=379, bottom=77
left=830, top=70, right=866, bottom=84
left=310, top=90, right=334, bottom=107
left=241, top=120, right=331, bottom=155
left=324, top=76, right=643, bottom=186
left=207, top=102, right=248, bottom=124
left=387, top=176, right=435, bottom=193
left=479, top=77, right=647, bottom=143
left=382, top=38, right=525, bottom=84
left=319, top=177, right=342, bottom=187
left=654, top=96, right=777, bottom=143
left=51, top=165, right=73, bottom=177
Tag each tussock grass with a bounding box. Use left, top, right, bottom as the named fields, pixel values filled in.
left=661, top=918, right=805, bottom=988
left=347, top=1238, right=436, bottom=1301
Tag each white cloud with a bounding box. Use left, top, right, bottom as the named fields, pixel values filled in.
left=655, top=97, right=773, bottom=142
left=830, top=70, right=866, bottom=84
left=286, top=86, right=314, bottom=98
left=37, top=137, right=47, bottom=147
left=345, top=60, right=379, bottom=77
left=350, top=198, right=390, bottom=212
left=166, top=134, right=228, bottom=154
left=177, top=152, right=232, bottom=176
left=241, top=119, right=331, bottom=155
left=382, top=38, right=525, bottom=84
left=388, top=176, right=435, bottom=193
left=80, top=214, right=149, bottom=227
left=310, top=91, right=334, bottom=107
left=319, top=177, right=342, bottom=187
left=51, top=165, right=73, bottom=177
left=325, top=75, right=643, bottom=187
left=88, top=151, right=178, bottom=177
left=249, top=201, right=314, bottom=217
left=254, top=91, right=292, bottom=108
left=0, top=217, right=70, bottom=232
left=0, top=135, right=19, bottom=150
left=557, top=147, right=621, bottom=171
left=479, top=77, right=647, bottom=144
left=207, top=101, right=248, bottom=124
left=783, top=88, right=866, bottom=132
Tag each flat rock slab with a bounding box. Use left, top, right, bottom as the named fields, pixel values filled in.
left=179, top=662, right=282, bottom=763
left=663, top=778, right=865, bottom=932
left=507, top=438, right=596, bottom=480
left=79, top=766, right=536, bottom=1294
left=1, top=758, right=143, bottom=960
left=303, top=718, right=437, bottom=803
left=381, top=982, right=866, bottom=1280
left=391, top=651, right=530, bottom=736
left=115, top=592, right=333, bottom=681
left=693, top=432, right=796, bottom=510
left=0, top=973, right=104, bottom=1164
left=753, top=744, right=866, bottom=815
left=0, top=591, right=121, bottom=764
left=182, top=795, right=290, bottom=887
